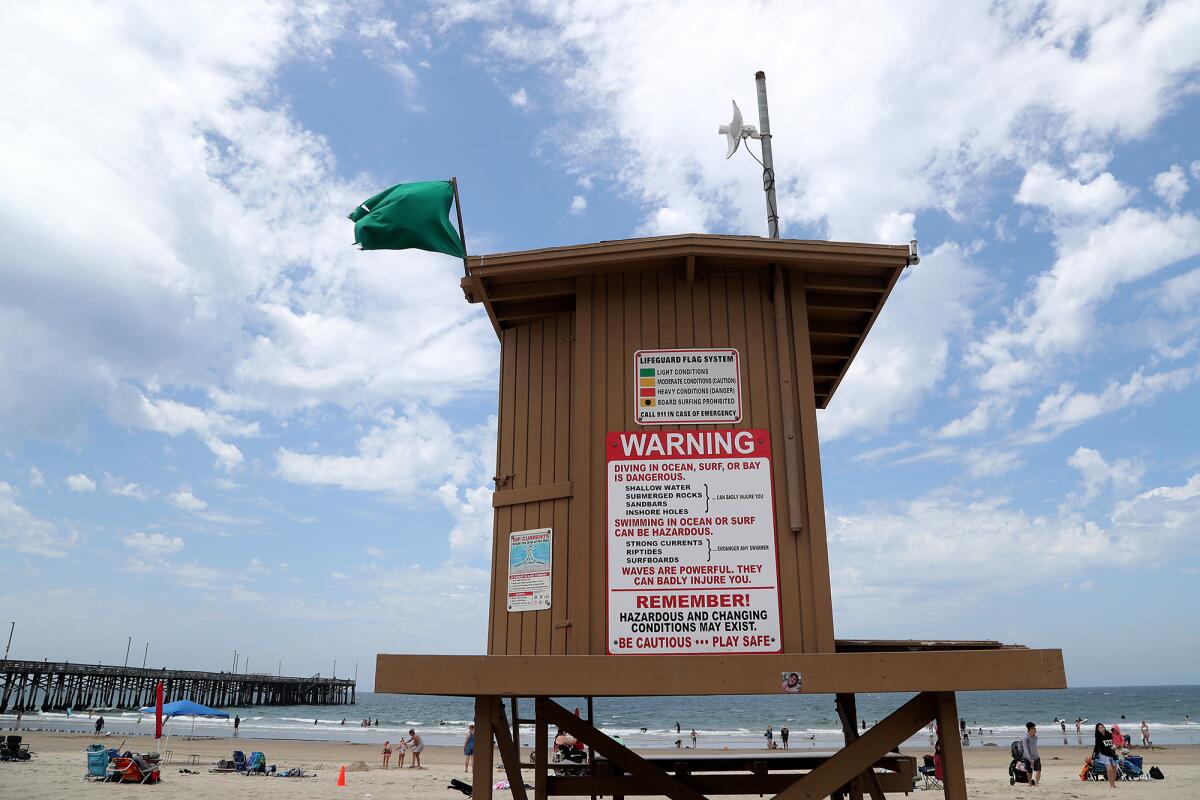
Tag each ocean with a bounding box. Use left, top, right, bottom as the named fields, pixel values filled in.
left=5, top=686, right=1198, bottom=749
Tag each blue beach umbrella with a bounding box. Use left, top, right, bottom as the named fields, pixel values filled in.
left=139, top=699, right=230, bottom=746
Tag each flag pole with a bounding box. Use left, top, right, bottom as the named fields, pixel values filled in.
left=450, top=176, right=470, bottom=278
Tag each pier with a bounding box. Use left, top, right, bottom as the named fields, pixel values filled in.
left=0, top=660, right=355, bottom=712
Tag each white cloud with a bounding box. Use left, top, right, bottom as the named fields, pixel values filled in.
left=569, top=194, right=587, bottom=215
left=1158, top=267, right=1200, bottom=313
left=971, top=209, right=1200, bottom=392
left=357, top=17, right=419, bottom=100
left=109, top=478, right=148, bottom=500
left=0, top=1, right=495, bottom=449
left=1071, top=152, right=1112, bottom=181
left=819, top=243, right=984, bottom=440
left=510, top=87, right=529, bottom=108
left=1192, top=161, right=1200, bottom=181
left=169, top=489, right=208, bottom=511
left=467, top=2, right=1200, bottom=241
left=0, top=482, right=79, bottom=557
left=276, top=408, right=494, bottom=502
left=27, top=467, right=44, bottom=488
left=1032, top=365, right=1200, bottom=435
left=936, top=398, right=1009, bottom=440
left=205, top=437, right=245, bottom=473
left=1067, top=447, right=1144, bottom=502
left=66, top=473, right=96, bottom=493
left=1151, top=164, right=1189, bottom=207
left=438, top=483, right=494, bottom=559
left=122, top=531, right=185, bottom=555
left=1015, top=163, right=1129, bottom=220
left=246, top=557, right=271, bottom=574
left=828, top=470, right=1200, bottom=622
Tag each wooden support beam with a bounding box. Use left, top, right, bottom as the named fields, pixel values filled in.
left=493, top=701, right=529, bottom=800
left=803, top=273, right=888, bottom=294
left=771, top=692, right=938, bottom=800
left=545, top=771, right=915, bottom=796
left=805, top=292, right=877, bottom=312
left=486, top=278, right=577, bottom=303
left=835, top=694, right=884, bottom=800
left=772, top=264, right=804, bottom=534
left=537, top=698, right=706, bottom=800
left=495, top=298, right=574, bottom=324
left=935, top=692, right=967, bottom=800
left=376, top=649, right=1067, bottom=696
left=474, top=696, right=496, bottom=800
left=534, top=703, right=548, bottom=800
left=493, top=481, right=573, bottom=508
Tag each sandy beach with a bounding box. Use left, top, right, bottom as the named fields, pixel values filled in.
left=1, top=731, right=1197, bottom=799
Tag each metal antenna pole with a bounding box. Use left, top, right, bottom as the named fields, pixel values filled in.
left=142, top=642, right=149, bottom=670
left=754, top=71, right=780, bottom=239
left=124, top=636, right=131, bottom=668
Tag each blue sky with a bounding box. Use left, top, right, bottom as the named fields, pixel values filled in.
left=1, top=1, right=1198, bottom=688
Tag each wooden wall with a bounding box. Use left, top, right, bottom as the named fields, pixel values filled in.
left=487, top=265, right=836, bottom=655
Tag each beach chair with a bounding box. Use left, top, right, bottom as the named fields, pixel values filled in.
left=1119, top=756, right=1145, bottom=780
left=1, top=735, right=30, bottom=761
left=1087, top=757, right=1111, bottom=781
left=107, top=754, right=161, bottom=784
left=918, top=754, right=942, bottom=790
left=83, top=744, right=110, bottom=781
left=242, top=751, right=267, bottom=774
left=232, top=750, right=247, bottom=771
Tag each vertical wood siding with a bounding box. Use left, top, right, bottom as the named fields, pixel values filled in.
left=488, top=265, right=835, bottom=655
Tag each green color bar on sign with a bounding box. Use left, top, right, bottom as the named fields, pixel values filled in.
left=639, top=368, right=655, bottom=377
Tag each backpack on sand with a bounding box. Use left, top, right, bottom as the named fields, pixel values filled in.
left=1148, top=766, right=1165, bottom=780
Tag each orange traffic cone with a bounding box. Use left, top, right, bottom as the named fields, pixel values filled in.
left=336, top=765, right=347, bottom=786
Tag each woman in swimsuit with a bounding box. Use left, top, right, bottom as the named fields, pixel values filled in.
left=464, top=724, right=476, bottom=772
left=408, top=729, right=425, bottom=768
left=382, top=740, right=392, bottom=769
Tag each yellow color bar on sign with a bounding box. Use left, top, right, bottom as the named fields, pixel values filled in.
left=639, top=377, right=656, bottom=387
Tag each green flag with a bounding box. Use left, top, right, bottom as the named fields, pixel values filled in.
left=348, top=180, right=465, bottom=257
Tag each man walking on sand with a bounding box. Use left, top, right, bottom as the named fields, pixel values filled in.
left=1023, top=722, right=1041, bottom=787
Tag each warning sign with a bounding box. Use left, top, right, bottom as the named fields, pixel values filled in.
left=635, top=348, right=742, bottom=425
left=507, top=528, right=552, bottom=612
left=605, top=429, right=781, bottom=654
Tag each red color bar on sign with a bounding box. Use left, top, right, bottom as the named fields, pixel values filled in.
left=638, top=387, right=656, bottom=397
left=606, top=429, right=770, bottom=460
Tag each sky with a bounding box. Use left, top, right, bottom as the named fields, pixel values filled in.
left=1, top=0, right=1198, bottom=689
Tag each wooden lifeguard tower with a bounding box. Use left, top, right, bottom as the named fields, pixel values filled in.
left=377, top=233, right=1066, bottom=800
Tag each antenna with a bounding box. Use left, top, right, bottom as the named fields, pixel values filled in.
left=717, top=71, right=779, bottom=239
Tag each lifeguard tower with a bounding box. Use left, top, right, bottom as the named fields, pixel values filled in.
left=377, top=232, right=1067, bottom=800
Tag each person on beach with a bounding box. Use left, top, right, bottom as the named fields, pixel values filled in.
left=234, top=715, right=240, bottom=736
left=95, top=715, right=104, bottom=735
left=1059, top=719, right=1066, bottom=734
left=395, top=736, right=407, bottom=768
left=675, top=721, right=681, bottom=734
left=691, top=729, right=697, bottom=748
left=1141, top=720, right=1151, bottom=748
left=1023, top=722, right=1041, bottom=786
left=464, top=724, right=475, bottom=772
left=382, top=740, right=392, bottom=769
left=764, top=725, right=774, bottom=749
left=780, top=726, right=790, bottom=749
left=407, top=728, right=425, bottom=768
left=1093, top=723, right=1118, bottom=788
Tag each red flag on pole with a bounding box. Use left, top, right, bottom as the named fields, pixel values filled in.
left=155, top=681, right=164, bottom=739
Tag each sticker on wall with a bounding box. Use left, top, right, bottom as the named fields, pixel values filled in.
left=507, top=528, right=552, bottom=612
left=780, top=672, right=803, bottom=693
